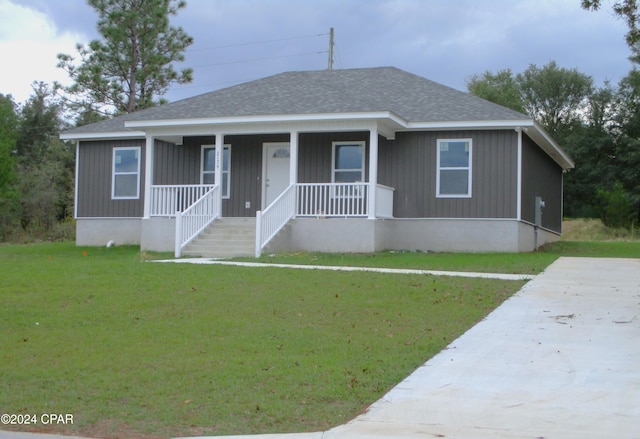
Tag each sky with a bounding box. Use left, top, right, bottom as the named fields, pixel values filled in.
left=0, top=0, right=634, bottom=106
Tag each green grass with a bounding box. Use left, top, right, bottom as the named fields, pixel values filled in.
left=245, top=240, right=640, bottom=274
left=1, top=242, right=523, bottom=439
left=2, top=236, right=638, bottom=438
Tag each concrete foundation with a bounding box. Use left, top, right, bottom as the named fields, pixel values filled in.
left=140, top=217, right=176, bottom=252
left=268, top=218, right=560, bottom=254
left=77, top=216, right=560, bottom=254
left=76, top=218, right=141, bottom=246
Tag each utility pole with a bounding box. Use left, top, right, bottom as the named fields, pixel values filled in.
left=328, top=27, right=334, bottom=70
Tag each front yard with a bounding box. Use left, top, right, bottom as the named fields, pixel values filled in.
left=1, top=238, right=638, bottom=438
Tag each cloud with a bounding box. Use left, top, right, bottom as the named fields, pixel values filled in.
left=0, top=0, right=86, bottom=104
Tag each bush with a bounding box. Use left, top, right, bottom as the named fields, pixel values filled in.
left=596, top=182, right=634, bottom=228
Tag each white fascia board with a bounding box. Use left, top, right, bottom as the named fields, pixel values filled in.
left=60, top=130, right=146, bottom=141
left=402, top=119, right=532, bottom=130
left=124, top=111, right=406, bottom=129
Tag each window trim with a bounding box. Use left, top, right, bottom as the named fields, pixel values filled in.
left=201, top=144, right=231, bottom=199
left=112, top=146, right=141, bottom=200
left=436, top=138, right=472, bottom=198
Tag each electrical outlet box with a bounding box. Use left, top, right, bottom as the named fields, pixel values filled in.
left=245, top=201, right=251, bottom=209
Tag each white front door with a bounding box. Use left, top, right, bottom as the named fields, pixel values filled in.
left=263, top=143, right=291, bottom=208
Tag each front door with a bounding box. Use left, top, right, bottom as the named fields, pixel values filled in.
left=263, top=143, right=291, bottom=208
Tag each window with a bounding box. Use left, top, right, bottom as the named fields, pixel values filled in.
left=437, top=139, right=472, bottom=197
left=112, top=147, right=141, bottom=199
left=202, top=145, right=231, bottom=198
left=332, top=141, right=365, bottom=183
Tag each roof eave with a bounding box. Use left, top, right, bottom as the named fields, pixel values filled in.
left=60, top=130, right=146, bottom=141
left=123, top=111, right=407, bottom=129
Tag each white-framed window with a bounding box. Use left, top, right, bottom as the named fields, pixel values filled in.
left=436, top=139, right=472, bottom=198
left=112, top=146, right=141, bottom=199
left=332, top=141, right=365, bottom=198
left=201, top=144, right=231, bottom=198
left=332, top=141, right=365, bottom=182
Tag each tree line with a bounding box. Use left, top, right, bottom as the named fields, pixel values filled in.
left=1, top=0, right=639, bottom=242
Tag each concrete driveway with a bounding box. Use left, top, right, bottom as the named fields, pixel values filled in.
left=321, top=256, right=640, bottom=439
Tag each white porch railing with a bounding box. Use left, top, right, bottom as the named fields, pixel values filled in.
left=175, top=185, right=221, bottom=258
left=151, top=184, right=216, bottom=216
left=296, top=182, right=369, bottom=217
left=255, top=184, right=296, bottom=257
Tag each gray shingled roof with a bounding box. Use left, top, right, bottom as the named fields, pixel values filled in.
left=63, top=67, right=528, bottom=135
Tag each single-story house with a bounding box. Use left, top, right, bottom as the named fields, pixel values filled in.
left=61, top=67, right=574, bottom=257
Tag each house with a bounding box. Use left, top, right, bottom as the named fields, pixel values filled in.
left=60, top=67, right=574, bottom=257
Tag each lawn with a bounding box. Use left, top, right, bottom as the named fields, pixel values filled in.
left=1, top=238, right=638, bottom=438
left=1, top=242, right=523, bottom=438
left=246, top=240, right=640, bottom=274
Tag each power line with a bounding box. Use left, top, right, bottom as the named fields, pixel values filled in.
left=189, top=50, right=327, bottom=69
left=186, top=32, right=329, bottom=52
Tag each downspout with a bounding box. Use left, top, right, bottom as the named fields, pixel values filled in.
left=516, top=128, right=522, bottom=222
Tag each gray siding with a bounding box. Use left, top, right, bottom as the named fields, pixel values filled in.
left=378, top=130, right=518, bottom=219
left=225, top=134, right=287, bottom=216
left=155, top=138, right=203, bottom=185
left=521, top=134, right=563, bottom=233
left=77, top=139, right=145, bottom=218
left=297, top=132, right=370, bottom=183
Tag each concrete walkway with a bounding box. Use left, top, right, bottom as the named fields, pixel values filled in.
left=154, top=258, right=536, bottom=281
left=2, top=257, right=639, bottom=439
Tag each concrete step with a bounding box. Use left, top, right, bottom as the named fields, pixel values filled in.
left=182, top=217, right=256, bottom=258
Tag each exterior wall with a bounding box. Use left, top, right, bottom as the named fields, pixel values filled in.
left=76, top=139, right=146, bottom=218
left=378, top=130, right=518, bottom=219
left=155, top=138, right=202, bottom=185
left=521, top=134, right=563, bottom=233
left=226, top=134, right=287, bottom=216
left=76, top=218, right=141, bottom=246
left=297, top=132, right=370, bottom=183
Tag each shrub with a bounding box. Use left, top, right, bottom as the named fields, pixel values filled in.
left=596, top=182, right=633, bottom=228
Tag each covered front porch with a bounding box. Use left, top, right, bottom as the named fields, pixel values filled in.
left=139, top=124, right=397, bottom=258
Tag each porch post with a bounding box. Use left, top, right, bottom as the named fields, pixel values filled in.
left=368, top=126, right=378, bottom=219
left=214, top=132, right=224, bottom=217
left=289, top=130, right=298, bottom=185
left=290, top=130, right=299, bottom=217
left=143, top=133, right=154, bottom=218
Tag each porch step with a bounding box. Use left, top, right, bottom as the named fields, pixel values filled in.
left=182, top=217, right=256, bottom=258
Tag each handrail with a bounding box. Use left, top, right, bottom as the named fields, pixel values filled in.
left=175, top=185, right=220, bottom=258
left=255, top=184, right=296, bottom=257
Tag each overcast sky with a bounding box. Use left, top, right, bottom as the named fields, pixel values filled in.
left=0, top=0, right=634, bottom=106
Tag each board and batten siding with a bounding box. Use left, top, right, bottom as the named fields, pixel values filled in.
left=297, top=132, right=370, bottom=183
left=154, top=138, right=201, bottom=185
left=520, top=134, right=563, bottom=233
left=76, top=139, right=145, bottom=218
left=378, top=130, right=519, bottom=219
